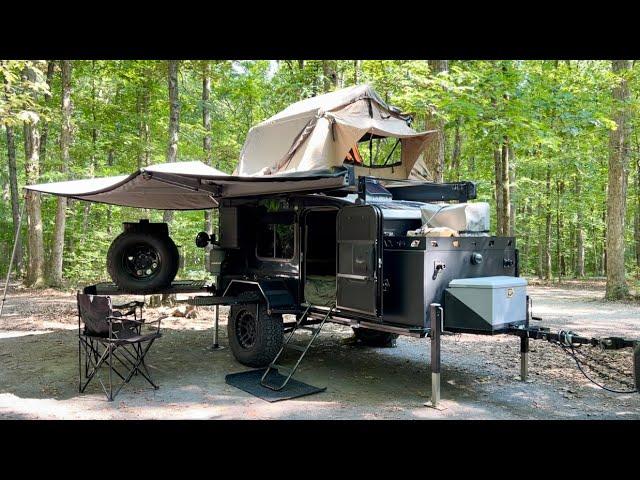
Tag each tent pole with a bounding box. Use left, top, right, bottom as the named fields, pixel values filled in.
left=1, top=198, right=26, bottom=320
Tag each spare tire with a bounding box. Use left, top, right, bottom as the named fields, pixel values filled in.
left=107, top=231, right=179, bottom=293
left=352, top=328, right=398, bottom=348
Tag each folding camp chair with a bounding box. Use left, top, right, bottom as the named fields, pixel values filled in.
left=77, top=292, right=162, bottom=401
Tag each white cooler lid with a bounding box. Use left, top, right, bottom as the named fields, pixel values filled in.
left=448, top=276, right=527, bottom=289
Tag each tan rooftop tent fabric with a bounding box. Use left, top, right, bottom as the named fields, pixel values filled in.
left=237, top=84, right=438, bottom=180
left=25, top=161, right=349, bottom=210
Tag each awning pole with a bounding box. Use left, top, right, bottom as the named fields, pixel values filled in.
left=0, top=197, right=26, bottom=320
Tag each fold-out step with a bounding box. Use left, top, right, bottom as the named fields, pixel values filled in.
left=261, top=305, right=334, bottom=391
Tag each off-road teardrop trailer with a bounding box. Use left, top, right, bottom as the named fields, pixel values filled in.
left=8, top=85, right=638, bottom=403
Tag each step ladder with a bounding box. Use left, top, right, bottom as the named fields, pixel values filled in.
left=260, top=304, right=334, bottom=391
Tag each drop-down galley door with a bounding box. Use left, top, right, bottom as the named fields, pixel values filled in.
left=336, top=205, right=383, bottom=317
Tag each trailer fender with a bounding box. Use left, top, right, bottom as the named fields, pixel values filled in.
left=223, top=279, right=296, bottom=315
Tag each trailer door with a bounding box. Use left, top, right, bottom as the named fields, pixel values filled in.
left=336, top=205, right=383, bottom=317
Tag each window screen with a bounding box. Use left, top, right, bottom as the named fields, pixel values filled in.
left=358, top=137, right=402, bottom=168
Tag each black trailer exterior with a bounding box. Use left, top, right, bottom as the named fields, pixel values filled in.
left=185, top=176, right=520, bottom=372
left=62, top=174, right=638, bottom=401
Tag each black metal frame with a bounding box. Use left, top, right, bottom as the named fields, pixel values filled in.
left=77, top=293, right=162, bottom=401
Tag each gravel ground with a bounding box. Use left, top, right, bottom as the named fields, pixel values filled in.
left=0, top=280, right=639, bottom=419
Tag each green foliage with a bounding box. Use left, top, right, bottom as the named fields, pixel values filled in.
left=1, top=59, right=639, bottom=285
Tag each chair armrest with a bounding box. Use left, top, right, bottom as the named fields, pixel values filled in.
left=113, top=301, right=144, bottom=310
left=107, top=316, right=146, bottom=325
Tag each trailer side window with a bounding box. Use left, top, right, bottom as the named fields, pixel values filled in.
left=256, top=223, right=295, bottom=260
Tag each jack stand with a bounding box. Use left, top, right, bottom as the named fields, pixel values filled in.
left=520, top=334, right=529, bottom=382
left=210, top=304, right=225, bottom=351
left=425, top=303, right=446, bottom=410
left=519, top=295, right=531, bottom=382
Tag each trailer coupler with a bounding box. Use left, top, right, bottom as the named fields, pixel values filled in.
left=509, top=325, right=640, bottom=394
left=510, top=325, right=637, bottom=350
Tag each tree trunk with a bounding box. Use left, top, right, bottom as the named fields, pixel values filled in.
left=321, top=61, right=338, bottom=92
left=410, top=61, right=448, bottom=181
left=537, top=200, right=544, bottom=279
left=509, top=145, right=516, bottom=236
left=500, top=139, right=511, bottom=236
left=49, top=60, right=72, bottom=287
left=450, top=118, right=462, bottom=181
left=353, top=60, right=361, bottom=84
left=106, top=149, right=114, bottom=235
left=3, top=66, right=23, bottom=273
left=22, top=66, right=45, bottom=288
left=575, top=174, right=585, bottom=277
left=202, top=62, right=213, bottom=269
left=82, top=61, right=97, bottom=238
left=425, top=60, right=448, bottom=182
left=163, top=60, right=180, bottom=224
left=137, top=70, right=151, bottom=169
left=544, top=166, right=552, bottom=281
left=522, top=201, right=531, bottom=274
left=39, top=60, right=55, bottom=167
left=494, top=146, right=504, bottom=236
left=601, top=198, right=607, bottom=277
left=635, top=157, right=640, bottom=278
left=159, top=61, right=180, bottom=304
left=605, top=60, right=632, bottom=299
left=5, top=124, right=23, bottom=273
left=556, top=178, right=563, bottom=282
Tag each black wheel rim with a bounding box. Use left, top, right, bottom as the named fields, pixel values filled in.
left=121, top=243, right=162, bottom=281
left=236, top=310, right=257, bottom=349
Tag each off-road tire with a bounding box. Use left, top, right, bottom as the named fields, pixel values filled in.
left=106, top=231, right=179, bottom=294
left=352, top=328, right=398, bottom=348
left=228, top=293, right=283, bottom=368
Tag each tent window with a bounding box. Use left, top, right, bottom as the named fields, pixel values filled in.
left=256, top=223, right=295, bottom=260
left=357, top=137, right=402, bottom=168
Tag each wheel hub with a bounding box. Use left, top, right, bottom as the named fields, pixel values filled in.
left=122, top=243, right=161, bottom=279
left=236, top=311, right=257, bottom=349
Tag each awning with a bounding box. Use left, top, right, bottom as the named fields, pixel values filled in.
left=25, top=161, right=349, bottom=210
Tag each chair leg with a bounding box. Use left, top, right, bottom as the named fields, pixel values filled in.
left=108, top=344, right=113, bottom=402
left=78, top=337, right=82, bottom=393
left=79, top=341, right=109, bottom=394
left=112, top=339, right=159, bottom=399
left=80, top=334, right=160, bottom=402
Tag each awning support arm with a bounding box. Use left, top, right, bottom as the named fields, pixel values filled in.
left=146, top=171, right=222, bottom=198
left=1, top=196, right=26, bottom=320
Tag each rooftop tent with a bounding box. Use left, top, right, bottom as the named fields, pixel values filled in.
left=237, top=84, right=438, bottom=180
left=25, top=161, right=349, bottom=210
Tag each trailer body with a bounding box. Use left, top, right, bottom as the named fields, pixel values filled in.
left=210, top=178, right=521, bottom=339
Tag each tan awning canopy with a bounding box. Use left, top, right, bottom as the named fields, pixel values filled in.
left=25, top=161, right=349, bottom=210
left=237, top=84, right=437, bottom=180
